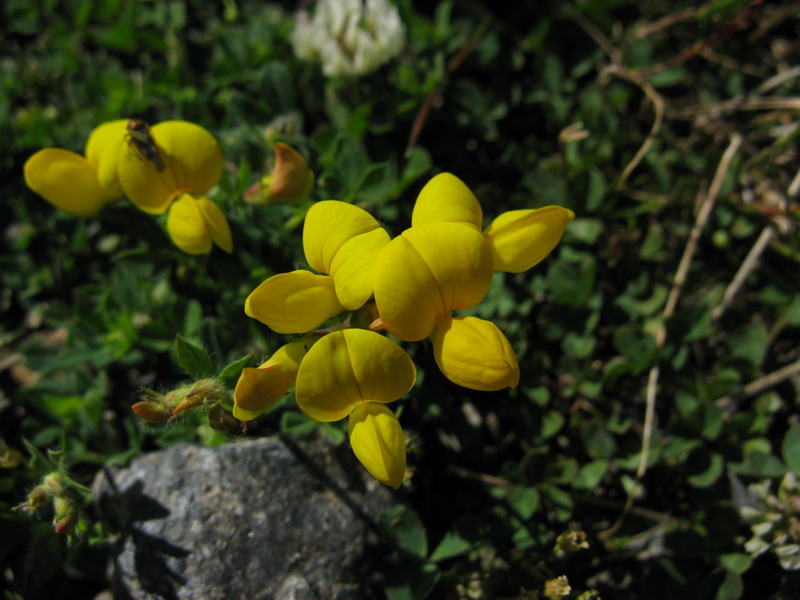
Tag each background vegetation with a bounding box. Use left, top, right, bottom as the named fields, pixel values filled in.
left=1, top=0, right=799, bottom=598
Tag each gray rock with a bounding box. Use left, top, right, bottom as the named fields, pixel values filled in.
left=92, top=434, right=397, bottom=600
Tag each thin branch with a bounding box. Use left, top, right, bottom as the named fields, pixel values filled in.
left=669, top=96, right=800, bottom=118
left=606, top=67, right=665, bottom=190
left=715, top=358, right=800, bottom=414
left=662, top=134, right=743, bottom=328
left=632, top=8, right=698, bottom=40
left=601, top=134, right=743, bottom=539
left=711, top=225, right=775, bottom=320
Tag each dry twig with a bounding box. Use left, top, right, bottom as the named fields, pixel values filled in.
left=601, top=134, right=743, bottom=539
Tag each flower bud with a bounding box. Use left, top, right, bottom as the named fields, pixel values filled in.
left=131, top=400, right=173, bottom=423
left=544, top=576, right=571, bottom=599
left=52, top=495, right=78, bottom=536
left=555, top=529, right=589, bottom=553
left=244, top=143, right=314, bottom=205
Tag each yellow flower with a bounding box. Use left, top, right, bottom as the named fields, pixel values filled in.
left=23, top=120, right=127, bottom=216
left=373, top=221, right=494, bottom=342
left=412, top=172, right=575, bottom=272
left=117, top=120, right=232, bottom=254
left=372, top=172, right=572, bottom=391
left=24, top=119, right=233, bottom=255
left=244, top=142, right=315, bottom=205
left=295, top=329, right=415, bottom=488
left=233, top=336, right=320, bottom=421
left=245, top=200, right=389, bottom=333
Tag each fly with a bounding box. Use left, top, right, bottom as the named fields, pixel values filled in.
left=126, top=118, right=165, bottom=172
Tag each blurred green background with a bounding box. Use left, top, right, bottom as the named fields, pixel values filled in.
left=2, top=1, right=799, bottom=598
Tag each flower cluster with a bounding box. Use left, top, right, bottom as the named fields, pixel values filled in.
left=740, top=473, right=800, bottom=571
left=291, top=0, right=406, bottom=77
left=236, top=173, right=573, bottom=487
left=24, top=120, right=232, bottom=255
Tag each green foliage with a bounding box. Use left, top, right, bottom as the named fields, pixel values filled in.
left=2, top=0, right=799, bottom=598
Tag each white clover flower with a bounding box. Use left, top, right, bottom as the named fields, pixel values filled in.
left=291, top=0, right=406, bottom=77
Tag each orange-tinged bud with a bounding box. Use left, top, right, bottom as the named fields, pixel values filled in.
left=245, top=142, right=314, bottom=205
left=52, top=496, right=77, bottom=535
left=132, top=400, right=172, bottom=423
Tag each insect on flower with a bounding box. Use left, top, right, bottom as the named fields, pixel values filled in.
left=126, top=118, right=165, bottom=172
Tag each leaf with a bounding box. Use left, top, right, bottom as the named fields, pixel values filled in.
left=784, top=426, right=800, bottom=474
left=430, top=515, right=488, bottom=562
left=378, top=505, right=428, bottom=560
left=385, top=561, right=440, bottom=600
left=572, top=460, right=608, bottom=490
left=218, top=354, right=254, bottom=385
left=687, top=452, right=724, bottom=488
left=506, top=485, right=540, bottom=520
left=718, top=553, right=752, bottom=574
left=174, top=335, right=215, bottom=379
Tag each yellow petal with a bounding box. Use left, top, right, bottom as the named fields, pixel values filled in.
left=431, top=315, right=520, bottom=391
left=233, top=337, right=318, bottom=421
left=24, top=149, right=116, bottom=216
left=483, top=206, right=575, bottom=273
left=245, top=270, right=344, bottom=334
left=166, top=193, right=212, bottom=254
left=196, top=195, right=233, bottom=253
left=302, top=200, right=384, bottom=274
left=85, top=120, right=127, bottom=197
left=295, top=329, right=416, bottom=422
left=118, top=120, right=223, bottom=214
left=330, top=228, right=391, bottom=310
left=411, top=172, right=483, bottom=229
left=348, top=403, right=406, bottom=488
left=373, top=222, right=493, bottom=341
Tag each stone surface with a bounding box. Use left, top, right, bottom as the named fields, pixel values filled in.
left=92, top=434, right=396, bottom=600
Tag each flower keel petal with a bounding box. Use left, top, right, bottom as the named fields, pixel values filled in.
left=432, top=315, right=520, bottom=391
left=348, top=403, right=406, bottom=488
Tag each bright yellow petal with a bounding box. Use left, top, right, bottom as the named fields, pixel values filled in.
left=85, top=120, right=127, bottom=197
left=166, top=193, right=212, bottom=254
left=118, top=120, right=224, bottom=214
left=196, top=196, right=233, bottom=253
left=245, top=270, right=344, bottom=334
left=295, top=329, right=416, bottom=422
left=24, top=149, right=116, bottom=216
left=233, top=337, right=318, bottom=421
left=373, top=222, right=493, bottom=341
left=151, top=121, right=224, bottom=194
left=431, top=315, right=520, bottom=391
left=330, top=228, right=391, bottom=310
left=348, top=403, right=406, bottom=488
left=411, top=172, right=483, bottom=230
left=483, top=206, right=575, bottom=273
left=302, top=201, right=384, bottom=274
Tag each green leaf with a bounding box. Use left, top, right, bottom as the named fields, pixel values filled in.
left=174, top=335, right=215, bottom=379
left=540, top=410, right=565, bottom=439
left=714, top=568, right=743, bottom=600
left=718, top=553, right=752, bottom=574
left=430, top=516, right=488, bottom=562
left=687, top=452, right=724, bottom=488
left=378, top=505, right=428, bottom=560
left=784, top=425, right=800, bottom=474
left=506, top=485, right=540, bottom=520
left=218, top=354, right=254, bottom=385
left=280, top=410, right=318, bottom=435
left=572, top=460, right=608, bottom=490
left=385, top=561, right=440, bottom=600
left=729, top=451, right=785, bottom=478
